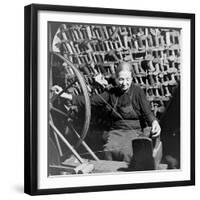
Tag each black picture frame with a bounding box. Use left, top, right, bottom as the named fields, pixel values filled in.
left=24, top=3, right=195, bottom=195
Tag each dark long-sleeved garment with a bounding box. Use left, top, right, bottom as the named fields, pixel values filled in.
left=72, top=83, right=156, bottom=128
left=71, top=83, right=156, bottom=163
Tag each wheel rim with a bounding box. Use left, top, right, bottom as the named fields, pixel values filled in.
left=50, top=52, right=91, bottom=149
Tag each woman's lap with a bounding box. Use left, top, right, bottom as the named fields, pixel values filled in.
left=103, top=129, right=149, bottom=163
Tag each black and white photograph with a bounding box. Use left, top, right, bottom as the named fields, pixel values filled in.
left=24, top=4, right=195, bottom=195
left=48, top=23, right=181, bottom=176
left=1, top=0, right=200, bottom=199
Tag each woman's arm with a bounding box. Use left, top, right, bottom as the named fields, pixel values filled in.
left=51, top=85, right=110, bottom=107
left=138, top=87, right=161, bottom=137
left=138, top=88, right=156, bottom=124
left=72, top=91, right=110, bottom=107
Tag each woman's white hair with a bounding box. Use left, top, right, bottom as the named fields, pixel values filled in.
left=115, top=62, right=134, bottom=77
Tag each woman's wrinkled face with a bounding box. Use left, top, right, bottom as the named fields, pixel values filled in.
left=116, top=70, right=133, bottom=92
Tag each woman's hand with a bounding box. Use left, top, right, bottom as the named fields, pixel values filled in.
left=151, top=120, right=161, bottom=138
left=51, top=85, right=72, bottom=100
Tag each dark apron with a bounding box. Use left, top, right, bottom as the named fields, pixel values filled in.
left=103, top=95, right=150, bottom=163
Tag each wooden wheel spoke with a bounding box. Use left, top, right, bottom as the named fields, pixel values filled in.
left=51, top=52, right=91, bottom=149
left=50, top=110, right=86, bottom=150
left=65, top=78, right=78, bottom=91
left=50, top=104, right=71, bottom=119
left=67, top=121, right=81, bottom=138
left=67, top=121, right=99, bottom=160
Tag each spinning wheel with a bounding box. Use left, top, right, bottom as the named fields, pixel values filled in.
left=48, top=51, right=101, bottom=175
left=49, top=52, right=91, bottom=149
left=48, top=24, right=167, bottom=175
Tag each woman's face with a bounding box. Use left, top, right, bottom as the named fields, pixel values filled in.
left=116, top=70, right=133, bottom=92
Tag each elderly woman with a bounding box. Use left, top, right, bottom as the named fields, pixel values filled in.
left=52, top=62, right=161, bottom=164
